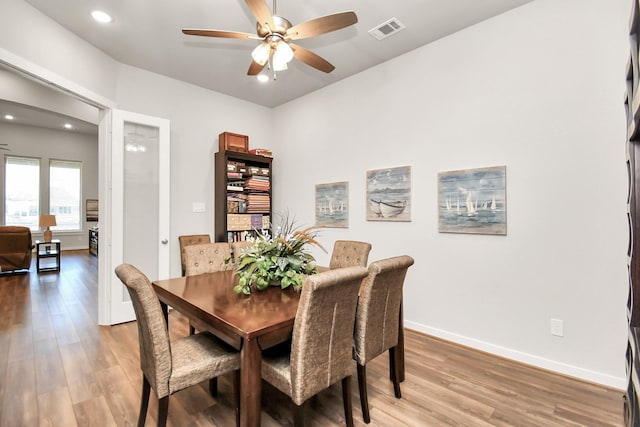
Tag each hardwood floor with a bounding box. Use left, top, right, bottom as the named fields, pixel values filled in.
left=0, top=250, right=625, bottom=426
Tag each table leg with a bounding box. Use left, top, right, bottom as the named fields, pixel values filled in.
left=160, top=301, right=168, bottom=328
left=396, top=302, right=405, bottom=383
left=240, top=337, right=261, bottom=427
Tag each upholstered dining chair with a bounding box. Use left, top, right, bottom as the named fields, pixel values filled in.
left=353, top=255, right=414, bottom=423
left=261, top=266, right=369, bottom=427
left=178, top=234, right=211, bottom=276
left=114, top=263, right=241, bottom=427
left=183, top=242, right=231, bottom=340
left=183, top=242, right=231, bottom=276
left=230, top=240, right=253, bottom=264
left=329, top=240, right=372, bottom=270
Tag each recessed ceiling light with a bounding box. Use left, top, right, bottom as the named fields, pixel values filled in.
left=91, top=10, right=113, bottom=24
left=4, top=114, right=14, bottom=120
left=63, top=123, right=73, bottom=130
left=256, top=74, right=269, bottom=83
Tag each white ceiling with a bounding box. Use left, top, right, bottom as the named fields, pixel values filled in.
left=23, top=0, right=535, bottom=108
left=0, top=99, right=98, bottom=136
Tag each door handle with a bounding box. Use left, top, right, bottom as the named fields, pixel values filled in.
left=161, top=239, right=168, bottom=245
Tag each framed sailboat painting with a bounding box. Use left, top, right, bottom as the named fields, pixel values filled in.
left=366, top=166, right=412, bottom=222
left=315, top=181, right=349, bottom=228
left=438, top=166, right=506, bottom=235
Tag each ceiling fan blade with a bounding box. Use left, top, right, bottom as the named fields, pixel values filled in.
left=286, top=11, right=357, bottom=40
left=245, top=0, right=275, bottom=31
left=182, top=28, right=256, bottom=39
left=247, top=60, right=267, bottom=76
left=290, top=44, right=335, bottom=73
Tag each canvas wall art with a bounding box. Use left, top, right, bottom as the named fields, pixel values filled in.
left=438, top=166, right=506, bottom=235
left=315, top=181, right=348, bottom=228
left=366, top=166, right=411, bottom=222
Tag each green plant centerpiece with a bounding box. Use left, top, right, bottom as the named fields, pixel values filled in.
left=231, top=214, right=325, bottom=295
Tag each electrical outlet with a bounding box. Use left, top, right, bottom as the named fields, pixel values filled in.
left=550, top=318, right=564, bottom=337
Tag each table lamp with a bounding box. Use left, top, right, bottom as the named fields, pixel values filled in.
left=39, top=214, right=56, bottom=242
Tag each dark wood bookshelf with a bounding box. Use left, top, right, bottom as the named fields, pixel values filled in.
left=214, top=150, right=272, bottom=242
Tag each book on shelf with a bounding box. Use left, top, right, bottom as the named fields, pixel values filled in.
left=245, top=176, right=270, bottom=191
left=227, top=214, right=270, bottom=231
left=248, top=148, right=272, bottom=157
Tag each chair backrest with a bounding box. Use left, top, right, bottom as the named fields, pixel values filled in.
left=179, top=234, right=211, bottom=276
left=183, top=242, right=231, bottom=276
left=230, top=240, right=253, bottom=260
left=289, top=266, right=369, bottom=405
left=329, top=240, right=372, bottom=270
left=114, top=263, right=172, bottom=398
left=353, top=256, right=414, bottom=366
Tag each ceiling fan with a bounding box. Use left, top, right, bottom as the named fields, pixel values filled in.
left=182, top=0, right=357, bottom=76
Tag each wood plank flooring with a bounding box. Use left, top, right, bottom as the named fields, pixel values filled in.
left=0, top=250, right=625, bottom=426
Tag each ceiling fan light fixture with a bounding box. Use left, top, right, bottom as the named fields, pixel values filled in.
left=273, top=60, right=288, bottom=71
left=273, top=40, right=294, bottom=64
left=256, top=74, right=269, bottom=82
left=251, top=42, right=271, bottom=66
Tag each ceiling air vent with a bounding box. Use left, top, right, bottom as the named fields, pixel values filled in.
left=368, top=18, right=405, bottom=41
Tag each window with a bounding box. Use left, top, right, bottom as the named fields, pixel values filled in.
left=49, top=160, right=82, bottom=230
left=4, top=156, right=40, bottom=229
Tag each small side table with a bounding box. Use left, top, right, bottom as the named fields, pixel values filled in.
left=36, top=240, right=61, bottom=273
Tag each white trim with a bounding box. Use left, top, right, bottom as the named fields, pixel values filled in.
left=0, top=49, right=116, bottom=325
left=404, top=320, right=626, bottom=390
left=109, top=109, right=170, bottom=324
left=0, top=47, right=115, bottom=109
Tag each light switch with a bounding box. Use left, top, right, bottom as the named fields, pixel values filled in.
left=192, top=202, right=206, bottom=213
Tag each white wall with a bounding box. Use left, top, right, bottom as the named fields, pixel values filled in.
left=0, top=122, right=99, bottom=250
left=0, top=0, right=118, bottom=102
left=0, top=69, right=99, bottom=125
left=0, top=0, right=631, bottom=388
left=273, top=0, right=630, bottom=388
left=0, top=1, right=275, bottom=277
left=113, top=64, right=274, bottom=276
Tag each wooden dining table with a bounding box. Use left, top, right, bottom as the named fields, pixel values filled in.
left=152, top=270, right=301, bottom=427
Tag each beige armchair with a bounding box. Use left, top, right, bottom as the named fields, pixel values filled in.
left=178, top=234, right=211, bottom=276
left=114, top=263, right=240, bottom=427
left=261, top=266, right=369, bottom=426
left=329, top=240, right=372, bottom=270
left=353, top=255, right=414, bottom=423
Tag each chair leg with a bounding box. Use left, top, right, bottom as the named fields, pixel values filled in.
left=189, top=322, right=195, bottom=335
left=233, top=370, right=241, bottom=427
left=209, top=377, right=218, bottom=396
left=157, top=396, right=169, bottom=427
left=138, top=376, right=151, bottom=427
left=357, top=364, right=371, bottom=423
left=293, top=400, right=306, bottom=427
left=342, top=376, right=354, bottom=427
left=389, top=347, right=402, bottom=399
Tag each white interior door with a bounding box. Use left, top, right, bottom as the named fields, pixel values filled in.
left=100, top=109, right=170, bottom=325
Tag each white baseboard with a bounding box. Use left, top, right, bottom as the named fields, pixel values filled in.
left=404, top=320, right=626, bottom=390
